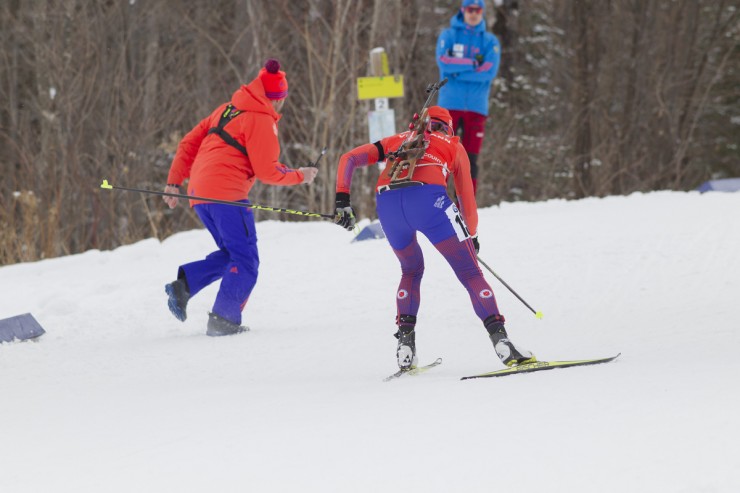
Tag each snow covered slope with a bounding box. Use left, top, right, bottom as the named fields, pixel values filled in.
left=1, top=191, right=738, bottom=492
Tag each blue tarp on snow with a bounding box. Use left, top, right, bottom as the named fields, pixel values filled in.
left=0, top=313, right=46, bottom=343
left=352, top=222, right=386, bottom=242
left=696, top=178, right=740, bottom=193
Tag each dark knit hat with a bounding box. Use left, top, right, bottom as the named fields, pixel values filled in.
left=259, top=59, right=288, bottom=100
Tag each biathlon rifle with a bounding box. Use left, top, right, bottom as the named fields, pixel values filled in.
left=383, top=78, right=448, bottom=182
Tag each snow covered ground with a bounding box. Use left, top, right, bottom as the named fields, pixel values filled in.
left=1, top=191, right=739, bottom=492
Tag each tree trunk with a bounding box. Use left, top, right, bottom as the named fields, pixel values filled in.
left=572, top=0, right=593, bottom=198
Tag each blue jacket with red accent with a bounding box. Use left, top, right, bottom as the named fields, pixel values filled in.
left=436, top=12, right=500, bottom=116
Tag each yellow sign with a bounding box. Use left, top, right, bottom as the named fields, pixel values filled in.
left=357, top=76, right=404, bottom=100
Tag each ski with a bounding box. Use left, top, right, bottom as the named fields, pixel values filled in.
left=383, top=358, right=443, bottom=382
left=461, top=353, right=620, bottom=380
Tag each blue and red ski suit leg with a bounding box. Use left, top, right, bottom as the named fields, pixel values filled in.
left=376, top=185, right=502, bottom=322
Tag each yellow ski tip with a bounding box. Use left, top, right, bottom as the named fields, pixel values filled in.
left=535, top=311, right=544, bottom=319
left=100, top=179, right=112, bottom=189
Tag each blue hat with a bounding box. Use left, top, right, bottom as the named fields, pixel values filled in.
left=462, top=0, right=485, bottom=9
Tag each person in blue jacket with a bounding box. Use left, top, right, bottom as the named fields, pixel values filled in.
left=436, top=0, right=500, bottom=195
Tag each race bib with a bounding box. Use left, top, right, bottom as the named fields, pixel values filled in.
left=445, top=204, right=470, bottom=241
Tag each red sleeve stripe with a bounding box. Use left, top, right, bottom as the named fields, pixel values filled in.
left=439, top=55, right=474, bottom=65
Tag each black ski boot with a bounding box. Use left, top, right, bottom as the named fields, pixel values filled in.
left=206, top=312, right=249, bottom=337
left=394, top=314, right=418, bottom=370
left=165, top=278, right=190, bottom=322
left=484, top=316, right=536, bottom=367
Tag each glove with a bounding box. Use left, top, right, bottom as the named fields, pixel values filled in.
left=471, top=235, right=480, bottom=254
left=473, top=54, right=484, bottom=69
left=334, top=192, right=356, bottom=231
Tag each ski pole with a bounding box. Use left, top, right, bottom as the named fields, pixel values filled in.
left=308, top=146, right=359, bottom=235
left=99, top=180, right=336, bottom=219
left=477, top=255, right=544, bottom=319
left=309, top=147, right=327, bottom=167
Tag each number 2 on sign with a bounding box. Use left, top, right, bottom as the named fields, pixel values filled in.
left=445, top=205, right=470, bottom=241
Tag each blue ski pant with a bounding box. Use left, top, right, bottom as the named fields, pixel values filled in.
left=179, top=201, right=259, bottom=325
left=376, top=184, right=502, bottom=323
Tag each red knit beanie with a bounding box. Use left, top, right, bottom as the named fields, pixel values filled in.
left=427, top=106, right=453, bottom=128
left=259, top=59, right=288, bottom=100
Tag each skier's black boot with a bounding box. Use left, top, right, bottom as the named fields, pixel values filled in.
left=165, top=277, right=190, bottom=322
left=394, top=314, right=418, bottom=370
left=206, top=312, right=249, bottom=337
left=484, top=315, right=536, bottom=367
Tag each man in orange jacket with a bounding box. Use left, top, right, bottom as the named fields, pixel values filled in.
left=334, top=106, right=534, bottom=369
left=163, top=59, right=318, bottom=336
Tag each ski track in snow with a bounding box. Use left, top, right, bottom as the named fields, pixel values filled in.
left=1, top=191, right=739, bottom=492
